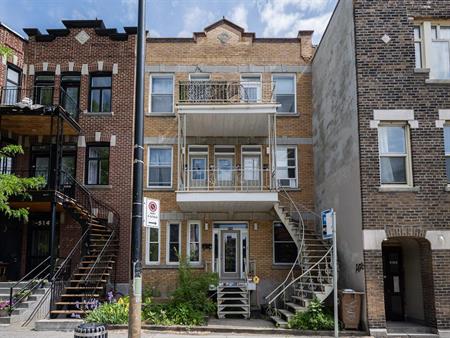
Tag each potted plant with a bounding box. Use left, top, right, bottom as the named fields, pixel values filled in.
left=0, top=300, right=11, bottom=317
left=14, top=289, right=31, bottom=302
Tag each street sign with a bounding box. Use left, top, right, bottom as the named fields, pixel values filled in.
left=321, top=208, right=334, bottom=240
left=143, top=198, right=160, bottom=228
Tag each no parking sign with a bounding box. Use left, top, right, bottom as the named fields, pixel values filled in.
left=143, top=197, right=160, bottom=228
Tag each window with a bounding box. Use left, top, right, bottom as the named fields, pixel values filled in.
left=414, top=26, right=423, bottom=69
left=148, top=146, right=172, bottom=188
left=61, top=73, right=81, bottom=118
left=378, top=125, right=411, bottom=185
left=3, top=66, right=20, bottom=104
left=276, top=146, right=298, bottom=188
left=151, top=75, right=173, bottom=113
left=241, top=74, right=261, bottom=103
left=430, top=25, right=450, bottom=79
left=147, top=227, right=160, bottom=264
left=0, top=156, right=12, bottom=174
left=272, top=74, right=296, bottom=113
left=273, top=222, right=297, bottom=264
left=189, top=74, right=210, bottom=81
left=89, top=74, right=112, bottom=112
left=444, top=126, right=450, bottom=183
left=34, top=73, right=54, bottom=105
left=85, top=144, right=110, bottom=185
left=188, top=146, right=208, bottom=189
left=187, top=221, right=201, bottom=263
left=167, top=222, right=181, bottom=264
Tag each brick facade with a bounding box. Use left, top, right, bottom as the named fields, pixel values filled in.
left=142, top=20, right=315, bottom=303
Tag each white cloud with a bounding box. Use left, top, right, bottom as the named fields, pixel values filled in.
left=148, top=29, right=160, bottom=38
left=229, top=3, right=248, bottom=31
left=177, top=6, right=216, bottom=37
left=256, top=0, right=333, bottom=43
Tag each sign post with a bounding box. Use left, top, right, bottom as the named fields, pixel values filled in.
left=322, top=209, right=338, bottom=337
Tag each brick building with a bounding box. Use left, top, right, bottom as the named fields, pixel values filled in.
left=0, top=20, right=136, bottom=317
left=313, top=0, right=450, bottom=336
left=142, top=18, right=332, bottom=321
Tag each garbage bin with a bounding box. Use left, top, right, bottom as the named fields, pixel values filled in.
left=339, top=289, right=364, bottom=330
left=74, top=323, right=108, bottom=338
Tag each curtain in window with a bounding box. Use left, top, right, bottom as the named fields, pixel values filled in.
left=430, top=41, right=450, bottom=79
left=149, top=148, right=171, bottom=186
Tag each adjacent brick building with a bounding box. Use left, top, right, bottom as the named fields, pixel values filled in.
left=313, top=0, right=450, bottom=335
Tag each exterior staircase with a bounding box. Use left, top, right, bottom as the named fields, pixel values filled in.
left=266, top=189, right=334, bottom=328
left=217, top=281, right=250, bottom=319
left=50, top=219, right=119, bottom=318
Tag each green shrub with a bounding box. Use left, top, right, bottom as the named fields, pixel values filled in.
left=288, top=298, right=335, bottom=331
left=85, top=297, right=129, bottom=324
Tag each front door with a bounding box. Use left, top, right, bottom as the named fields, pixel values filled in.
left=383, top=246, right=404, bottom=321
left=221, top=230, right=241, bottom=279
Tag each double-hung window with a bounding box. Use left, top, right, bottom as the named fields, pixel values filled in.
left=272, top=74, right=296, bottom=113
left=4, top=66, right=20, bottom=105
left=148, top=146, right=172, bottom=188
left=167, top=222, right=181, bottom=264
left=151, top=75, right=174, bottom=113
left=147, top=227, right=160, bottom=264
left=276, top=146, right=298, bottom=188
left=414, top=26, right=423, bottom=69
left=85, top=144, right=110, bottom=185
left=444, top=126, right=450, bottom=183
left=273, top=222, right=297, bottom=264
left=378, top=125, right=412, bottom=186
left=241, top=74, right=261, bottom=103
left=187, top=221, right=201, bottom=263
left=89, top=74, right=112, bottom=112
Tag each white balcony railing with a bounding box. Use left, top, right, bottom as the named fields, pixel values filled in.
left=181, top=168, right=274, bottom=191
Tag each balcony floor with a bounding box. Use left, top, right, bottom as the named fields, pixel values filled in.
left=176, top=190, right=278, bottom=212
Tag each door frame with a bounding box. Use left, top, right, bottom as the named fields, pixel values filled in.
left=241, top=145, right=262, bottom=190
left=382, top=245, right=405, bottom=321
left=212, top=222, right=249, bottom=280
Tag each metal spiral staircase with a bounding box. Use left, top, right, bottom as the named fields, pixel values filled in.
left=266, top=189, right=334, bottom=328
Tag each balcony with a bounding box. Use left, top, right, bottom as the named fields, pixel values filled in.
left=176, top=167, right=278, bottom=212
left=177, top=81, right=279, bottom=137
left=0, top=86, right=81, bottom=136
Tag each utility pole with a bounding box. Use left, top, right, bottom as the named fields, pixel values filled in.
left=129, top=0, right=146, bottom=337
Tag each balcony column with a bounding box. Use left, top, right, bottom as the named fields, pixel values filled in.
left=267, top=113, right=277, bottom=190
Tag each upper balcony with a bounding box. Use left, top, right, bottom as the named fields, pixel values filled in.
left=0, top=86, right=81, bottom=137
left=177, top=81, right=279, bottom=137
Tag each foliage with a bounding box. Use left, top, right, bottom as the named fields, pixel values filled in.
left=288, top=298, right=335, bottom=331
left=14, top=289, right=31, bottom=302
left=0, top=43, right=13, bottom=59
left=0, top=300, right=11, bottom=311
left=85, top=297, right=129, bottom=324
left=0, top=145, right=46, bottom=221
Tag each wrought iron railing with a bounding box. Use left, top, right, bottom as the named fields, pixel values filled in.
left=178, top=81, right=276, bottom=104
left=181, top=168, right=275, bottom=191
left=0, top=86, right=81, bottom=120
left=8, top=256, right=51, bottom=316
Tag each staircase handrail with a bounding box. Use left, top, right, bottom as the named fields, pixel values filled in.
left=8, top=256, right=52, bottom=314
left=265, top=187, right=306, bottom=304
left=267, top=246, right=333, bottom=306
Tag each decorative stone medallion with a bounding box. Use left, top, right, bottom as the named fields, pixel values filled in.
left=381, top=34, right=391, bottom=44
left=75, top=30, right=90, bottom=45
left=217, top=32, right=231, bottom=44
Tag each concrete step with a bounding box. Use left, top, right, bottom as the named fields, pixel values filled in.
left=270, top=315, right=288, bottom=329
left=35, top=319, right=84, bottom=331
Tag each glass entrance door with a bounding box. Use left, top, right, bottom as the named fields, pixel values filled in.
left=33, top=156, right=50, bottom=187
left=216, top=157, right=233, bottom=189
left=242, top=154, right=261, bottom=189
left=220, top=230, right=241, bottom=279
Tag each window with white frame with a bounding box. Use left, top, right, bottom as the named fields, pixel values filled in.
left=167, top=222, right=181, bottom=263
left=414, top=26, right=423, bottom=69
left=276, top=146, right=298, bottom=188
left=187, top=221, right=201, bottom=263
left=273, top=222, right=297, bottom=264
left=241, top=74, right=261, bottom=103
left=148, top=146, right=172, bottom=188
left=0, top=156, right=12, bottom=174
left=147, top=227, right=159, bottom=264
left=378, top=125, right=412, bottom=185
left=272, top=74, right=296, bottom=113
left=150, top=75, right=174, bottom=113
left=444, top=125, right=450, bottom=183
left=430, top=25, right=450, bottom=79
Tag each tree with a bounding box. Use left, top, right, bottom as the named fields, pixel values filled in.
left=0, top=144, right=46, bottom=221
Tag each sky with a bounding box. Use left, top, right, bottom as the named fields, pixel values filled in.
left=0, top=0, right=338, bottom=44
